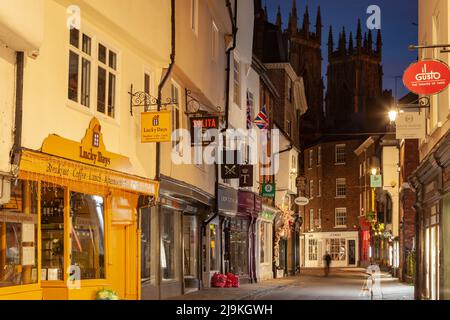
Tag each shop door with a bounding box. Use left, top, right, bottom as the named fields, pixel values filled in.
left=110, top=225, right=126, bottom=299
left=317, top=241, right=323, bottom=267
left=348, top=240, right=356, bottom=265
left=183, top=215, right=199, bottom=293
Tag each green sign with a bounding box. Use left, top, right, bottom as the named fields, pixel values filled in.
left=261, top=183, right=276, bottom=198
left=370, top=175, right=382, bottom=188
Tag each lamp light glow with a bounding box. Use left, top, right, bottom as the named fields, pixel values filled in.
left=388, top=110, right=398, bottom=122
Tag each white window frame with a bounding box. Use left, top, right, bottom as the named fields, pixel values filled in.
left=318, top=180, right=322, bottom=197
left=336, top=178, right=346, bottom=198
left=308, top=149, right=313, bottom=169
left=309, top=180, right=314, bottom=199
left=308, top=239, right=318, bottom=261
left=317, top=146, right=322, bottom=166
left=309, top=209, right=314, bottom=231
left=335, top=208, right=347, bottom=228
left=67, top=27, right=120, bottom=122
left=317, top=209, right=322, bottom=229
left=335, top=144, right=346, bottom=164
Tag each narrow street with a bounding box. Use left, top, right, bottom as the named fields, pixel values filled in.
left=171, top=269, right=414, bottom=301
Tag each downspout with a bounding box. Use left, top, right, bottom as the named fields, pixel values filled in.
left=11, top=52, right=24, bottom=167
left=155, top=0, right=176, bottom=181
left=152, top=0, right=175, bottom=299
left=201, top=0, right=238, bottom=276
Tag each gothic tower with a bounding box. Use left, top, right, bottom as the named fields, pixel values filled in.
left=285, top=1, right=324, bottom=144
left=325, top=20, right=385, bottom=133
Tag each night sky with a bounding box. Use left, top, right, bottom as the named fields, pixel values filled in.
left=265, top=0, right=418, bottom=100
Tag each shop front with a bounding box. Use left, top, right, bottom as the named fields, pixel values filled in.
left=256, top=205, right=276, bottom=282
left=141, top=175, right=213, bottom=300
left=0, top=118, right=158, bottom=300
left=304, top=231, right=359, bottom=268
left=411, top=133, right=450, bottom=300
left=359, top=216, right=372, bottom=267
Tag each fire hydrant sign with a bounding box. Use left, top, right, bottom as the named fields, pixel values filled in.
left=141, top=111, right=172, bottom=143
left=403, top=60, right=450, bottom=95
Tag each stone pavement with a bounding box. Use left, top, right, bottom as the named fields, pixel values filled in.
left=169, top=268, right=414, bottom=300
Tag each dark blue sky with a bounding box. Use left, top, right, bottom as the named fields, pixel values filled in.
left=265, top=0, right=418, bottom=99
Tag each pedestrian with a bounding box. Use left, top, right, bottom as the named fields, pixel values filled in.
left=324, top=252, right=332, bottom=277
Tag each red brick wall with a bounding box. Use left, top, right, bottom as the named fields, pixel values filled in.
left=301, top=140, right=362, bottom=234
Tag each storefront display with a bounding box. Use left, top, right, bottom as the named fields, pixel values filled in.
left=0, top=118, right=159, bottom=300
left=0, top=180, right=38, bottom=288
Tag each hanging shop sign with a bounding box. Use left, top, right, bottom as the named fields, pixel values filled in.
left=19, top=150, right=158, bottom=196
left=221, top=164, right=240, bottom=179
left=239, top=165, right=254, bottom=187
left=403, top=60, right=450, bottom=95
left=41, top=118, right=132, bottom=173
left=395, top=111, right=426, bottom=140
left=141, top=111, right=172, bottom=143
left=370, top=175, right=382, bottom=188
left=294, top=196, right=310, bottom=206
left=190, top=116, right=219, bottom=146
left=261, top=182, right=276, bottom=198
left=220, top=150, right=242, bottom=179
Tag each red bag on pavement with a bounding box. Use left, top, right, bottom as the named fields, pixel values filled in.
left=226, top=273, right=240, bottom=288
left=211, top=273, right=227, bottom=288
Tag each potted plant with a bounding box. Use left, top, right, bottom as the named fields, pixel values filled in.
left=96, top=288, right=120, bottom=300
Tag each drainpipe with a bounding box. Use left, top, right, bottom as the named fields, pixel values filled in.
left=11, top=52, right=24, bottom=167
left=155, top=0, right=176, bottom=181
left=153, top=0, right=175, bottom=299
left=201, top=0, right=238, bottom=279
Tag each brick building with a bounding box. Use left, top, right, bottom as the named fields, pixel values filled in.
left=301, top=139, right=362, bottom=268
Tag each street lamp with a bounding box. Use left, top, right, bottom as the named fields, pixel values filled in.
left=388, top=110, right=398, bottom=123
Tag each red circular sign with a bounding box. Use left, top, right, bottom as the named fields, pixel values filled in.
left=403, top=60, right=450, bottom=95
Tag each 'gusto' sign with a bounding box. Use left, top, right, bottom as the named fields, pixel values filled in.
left=403, top=60, right=450, bottom=95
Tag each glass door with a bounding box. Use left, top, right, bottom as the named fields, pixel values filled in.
left=348, top=240, right=356, bottom=265
left=183, top=215, right=198, bottom=292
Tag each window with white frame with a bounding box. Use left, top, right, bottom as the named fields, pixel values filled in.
left=68, top=29, right=92, bottom=107
left=317, top=146, right=322, bottom=166
left=309, top=180, right=314, bottom=199
left=171, top=81, right=182, bottom=153
left=335, top=208, right=347, bottom=227
left=97, top=43, right=117, bottom=118
left=212, top=21, right=219, bottom=61
left=335, top=144, right=346, bottom=164
left=308, top=239, right=318, bottom=261
left=190, top=0, right=198, bottom=33
left=309, top=209, right=314, bottom=230
left=308, top=149, right=313, bottom=169
left=336, top=178, right=346, bottom=198
left=327, top=239, right=346, bottom=261
left=317, top=209, right=322, bottom=229
left=318, top=180, right=322, bottom=197
left=233, top=57, right=241, bottom=107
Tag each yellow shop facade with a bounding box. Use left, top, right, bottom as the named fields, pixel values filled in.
left=0, top=118, right=158, bottom=300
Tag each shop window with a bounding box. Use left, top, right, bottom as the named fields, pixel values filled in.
left=0, top=180, right=38, bottom=288
left=41, top=186, right=65, bottom=281
left=308, top=239, right=318, bottom=261
left=70, top=192, right=105, bottom=280
left=183, top=215, right=197, bottom=279
left=308, top=149, right=313, bottom=169
left=260, top=222, right=271, bottom=264
left=228, top=218, right=249, bottom=276
left=141, top=207, right=152, bottom=283
left=161, top=208, right=180, bottom=281
left=327, top=239, right=346, bottom=261
left=317, top=146, right=322, bottom=166
left=209, top=224, right=220, bottom=271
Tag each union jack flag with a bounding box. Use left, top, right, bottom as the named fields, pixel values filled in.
left=254, top=105, right=269, bottom=130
